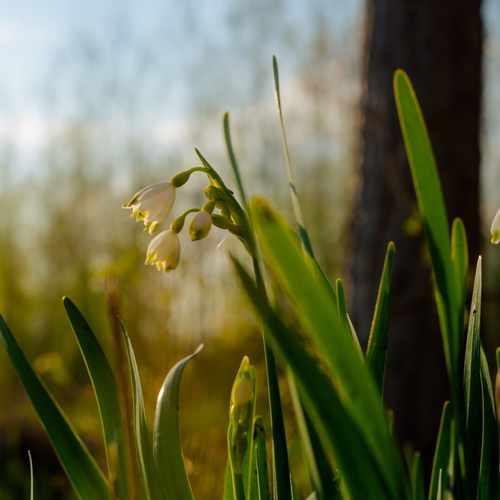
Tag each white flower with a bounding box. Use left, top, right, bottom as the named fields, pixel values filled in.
left=123, top=182, right=176, bottom=234
left=189, top=211, right=212, bottom=241
left=491, top=208, right=500, bottom=244
left=145, top=229, right=180, bottom=272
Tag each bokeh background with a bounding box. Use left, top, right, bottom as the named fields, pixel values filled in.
left=0, top=1, right=499, bottom=498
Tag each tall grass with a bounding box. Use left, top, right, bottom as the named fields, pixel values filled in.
left=0, top=62, right=498, bottom=500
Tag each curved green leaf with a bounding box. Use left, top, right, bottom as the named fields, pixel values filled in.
left=122, top=327, right=163, bottom=500
left=153, top=345, right=203, bottom=500
left=0, top=316, right=111, bottom=500
left=253, top=417, right=271, bottom=500
left=233, top=258, right=408, bottom=500
left=63, top=297, right=129, bottom=499
left=366, top=242, right=395, bottom=393
left=394, top=70, right=459, bottom=382
left=249, top=198, right=406, bottom=499
left=429, top=402, right=453, bottom=500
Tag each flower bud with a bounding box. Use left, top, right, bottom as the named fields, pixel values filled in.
left=491, top=208, right=500, bottom=244
left=189, top=211, right=212, bottom=241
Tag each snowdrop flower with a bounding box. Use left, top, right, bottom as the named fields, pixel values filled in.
left=189, top=210, right=212, bottom=241
left=123, top=182, right=176, bottom=234
left=491, top=208, right=500, bottom=244
left=145, top=229, right=180, bottom=272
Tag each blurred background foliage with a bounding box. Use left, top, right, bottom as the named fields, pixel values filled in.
left=0, top=0, right=500, bottom=499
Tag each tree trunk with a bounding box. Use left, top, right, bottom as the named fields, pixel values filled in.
left=350, top=0, right=482, bottom=467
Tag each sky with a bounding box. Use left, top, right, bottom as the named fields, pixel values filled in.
left=1, top=0, right=498, bottom=191
left=0, top=0, right=361, bottom=168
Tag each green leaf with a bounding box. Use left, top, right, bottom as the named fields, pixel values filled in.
left=28, top=450, right=34, bottom=500
left=63, top=297, right=129, bottom=499
left=223, top=463, right=235, bottom=500
left=253, top=417, right=271, bottom=500
left=153, top=345, right=203, bottom=500
left=232, top=257, right=407, bottom=500
left=221, top=113, right=292, bottom=500
left=288, top=372, right=340, bottom=500
left=410, top=452, right=424, bottom=500
left=394, top=70, right=459, bottom=382
left=428, top=402, right=454, bottom=500
left=272, top=55, right=313, bottom=256
left=0, top=316, right=111, bottom=500
left=366, top=242, right=396, bottom=393
left=249, top=198, right=406, bottom=499
left=122, top=327, right=163, bottom=500
left=477, top=349, right=498, bottom=499
left=450, top=218, right=469, bottom=314
left=335, top=279, right=362, bottom=357
left=463, top=257, right=482, bottom=486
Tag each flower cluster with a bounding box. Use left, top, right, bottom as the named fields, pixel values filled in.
left=123, top=154, right=249, bottom=272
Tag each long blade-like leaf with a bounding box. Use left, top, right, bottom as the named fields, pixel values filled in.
left=28, top=450, right=34, bottom=500
left=394, top=70, right=459, bottom=382
left=249, top=198, right=406, bottom=499
left=477, top=348, right=498, bottom=499
left=63, top=297, right=129, bottom=499
left=233, top=258, right=407, bottom=500
left=410, top=452, right=424, bottom=500
left=450, top=218, right=469, bottom=315
left=253, top=417, right=271, bottom=500
left=122, top=327, right=163, bottom=500
left=366, top=242, right=396, bottom=393
left=222, top=115, right=292, bottom=500
left=0, top=316, right=111, bottom=500
left=463, top=257, right=482, bottom=487
left=428, top=402, right=454, bottom=500
left=153, top=345, right=203, bottom=500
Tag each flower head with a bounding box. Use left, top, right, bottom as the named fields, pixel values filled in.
left=145, top=229, right=180, bottom=272
left=189, top=210, right=212, bottom=241
left=123, top=182, right=176, bottom=234
left=491, top=208, right=500, bottom=244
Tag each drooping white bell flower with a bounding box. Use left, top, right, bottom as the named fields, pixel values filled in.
left=189, top=210, right=212, bottom=241
left=491, top=208, right=500, bottom=245
left=145, top=229, right=180, bottom=272
left=123, top=182, right=176, bottom=234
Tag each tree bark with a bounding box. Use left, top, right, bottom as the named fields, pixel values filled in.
left=351, top=0, right=482, bottom=467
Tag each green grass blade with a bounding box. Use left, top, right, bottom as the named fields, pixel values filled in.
left=463, top=257, right=482, bottom=487
left=222, top=114, right=292, bottom=500
left=63, top=297, right=129, bottom=499
left=288, top=373, right=330, bottom=500
left=223, top=113, right=248, bottom=207
left=253, top=417, right=271, bottom=500
left=335, top=279, right=362, bottom=357
left=232, top=258, right=407, bottom=500
left=450, top=218, right=469, bottom=314
left=272, top=55, right=313, bottom=256
left=122, top=327, right=163, bottom=500
left=366, top=242, right=396, bottom=393
left=476, top=348, right=498, bottom=499
left=394, top=70, right=459, bottom=381
left=249, top=198, right=406, bottom=498
left=223, top=463, right=235, bottom=500
left=428, top=402, right=453, bottom=500
left=0, top=316, right=111, bottom=500
left=28, top=450, right=34, bottom=500
left=153, top=345, right=203, bottom=500
left=410, top=452, right=424, bottom=500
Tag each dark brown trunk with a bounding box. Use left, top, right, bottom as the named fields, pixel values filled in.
left=350, top=0, right=482, bottom=468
